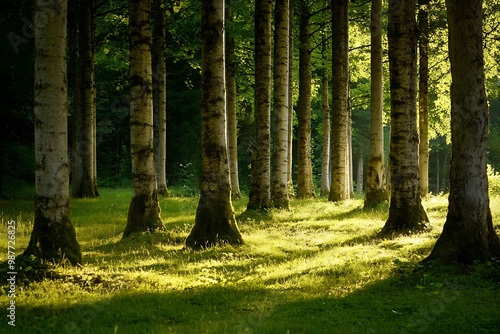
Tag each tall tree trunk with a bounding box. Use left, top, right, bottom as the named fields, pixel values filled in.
left=382, top=0, right=429, bottom=234
left=426, top=0, right=500, bottom=263
left=418, top=0, right=430, bottom=197
left=123, top=0, right=164, bottom=238
left=152, top=0, right=169, bottom=197
left=287, top=0, right=295, bottom=198
left=226, top=0, right=242, bottom=200
left=247, top=0, right=272, bottom=211
left=75, top=0, right=98, bottom=198
left=186, top=0, right=243, bottom=248
left=357, top=156, right=364, bottom=193
left=329, top=0, right=349, bottom=202
left=296, top=0, right=315, bottom=199
left=321, top=27, right=330, bottom=197
left=271, top=0, right=290, bottom=209
left=364, top=0, right=388, bottom=208
left=436, top=151, right=440, bottom=193
left=24, top=0, right=82, bottom=265
left=348, top=104, right=354, bottom=199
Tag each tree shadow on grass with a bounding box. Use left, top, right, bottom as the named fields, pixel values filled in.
left=9, top=263, right=499, bottom=334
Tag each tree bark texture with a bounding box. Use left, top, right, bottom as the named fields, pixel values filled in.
left=418, top=0, right=430, bottom=197
left=124, top=0, right=164, bottom=238
left=247, top=0, right=272, bottom=211
left=321, top=28, right=331, bottom=197
left=226, top=1, right=242, bottom=200
left=74, top=0, right=98, bottom=198
left=25, top=0, right=82, bottom=265
left=287, top=0, right=295, bottom=198
left=186, top=0, right=243, bottom=248
left=383, top=0, right=429, bottom=233
left=152, top=0, right=169, bottom=197
left=271, top=0, right=290, bottom=209
left=426, top=0, right=500, bottom=263
left=296, top=0, right=315, bottom=199
left=329, top=0, right=349, bottom=202
left=364, top=0, right=388, bottom=208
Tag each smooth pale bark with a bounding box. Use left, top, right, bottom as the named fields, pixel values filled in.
left=382, top=0, right=429, bottom=234
left=364, top=0, right=388, bottom=208
left=329, top=0, right=349, bottom=202
left=271, top=0, right=290, bottom=209
left=186, top=0, right=243, bottom=248
left=296, top=0, right=315, bottom=199
left=357, top=156, right=364, bottom=193
left=74, top=0, right=98, bottom=198
left=321, top=29, right=330, bottom=197
left=426, top=0, right=500, bottom=263
left=287, top=0, right=295, bottom=198
left=123, top=0, right=164, bottom=238
left=226, top=1, right=241, bottom=200
left=247, top=0, right=272, bottom=211
left=418, top=0, right=430, bottom=197
left=24, top=0, right=82, bottom=265
left=152, top=0, right=168, bottom=197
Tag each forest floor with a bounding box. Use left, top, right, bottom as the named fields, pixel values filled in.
left=0, top=188, right=499, bottom=333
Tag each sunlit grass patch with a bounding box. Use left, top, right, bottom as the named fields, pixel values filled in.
left=0, top=190, right=499, bottom=333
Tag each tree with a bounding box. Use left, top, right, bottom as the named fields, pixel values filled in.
left=153, top=0, right=169, bottom=197
left=271, top=0, right=291, bottom=209
left=320, top=26, right=330, bottom=197
left=426, top=0, right=500, bottom=263
left=74, top=0, right=99, bottom=198
left=226, top=0, right=242, bottom=199
left=247, top=0, right=272, bottom=211
left=287, top=0, right=295, bottom=198
left=329, top=0, right=349, bottom=202
left=364, top=0, right=388, bottom=208
left=123, top=0, right=164, bottom=238
left=23, top=0, right=82, bottom=265
left=382, top=0, right=429, bottom=234
left=296, top=0, right=315, bottom=199
left=418, top=0, right=430, bottom=197
left=185, top=0, right=243, bottom=248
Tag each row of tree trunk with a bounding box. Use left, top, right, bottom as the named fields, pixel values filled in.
left=25, top=0, right=499, bottom=265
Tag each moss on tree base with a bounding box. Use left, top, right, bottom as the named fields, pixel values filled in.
left=186, top=193, right=243, bottom=249
left=364, top=189, right=389, bottom=209
left=123, top=194, right=164, bottom=238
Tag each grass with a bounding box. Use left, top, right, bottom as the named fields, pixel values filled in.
left=0, top=188, right=499, bottom=333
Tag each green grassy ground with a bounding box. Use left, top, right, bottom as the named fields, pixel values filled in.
left=1, top=188, right=499, bottom=333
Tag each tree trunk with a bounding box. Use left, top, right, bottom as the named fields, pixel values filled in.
left=74, top=0, right=98, bottom=198
left=296, top=0, right=315, bottom=199
left=287, top=0, right=295, bottom=198
left=247, top=0, right=272, bottom=211
left=226, top=1, right=242, bottom=200
left=321, top=28, right=331, bottom=197
left=152, top=0, right=169, bottom=197
left=357, top=156, right=364, bottom=194
left=186, top=0, right=243, bottom=248
left=436, top=151, right=440, bottom=193
left=24, top=0, right=82, bottom=265
left=382, top=0, right=429, bottom=234
left=271, top=0, right=290, bottom=209
left=426, top=0, right=500, bottom=263
left=364, top=0, right=388, bottom=208
left=329, top=0, right=349, bottom=202
left=418, top=0, right=430, bottom=197
left=123, top=0, right=164, bottom=238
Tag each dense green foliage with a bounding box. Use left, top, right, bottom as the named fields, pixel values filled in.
left=1, top=1, right=499, bottom=195
left=1, top=189, right=499, bottom=332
